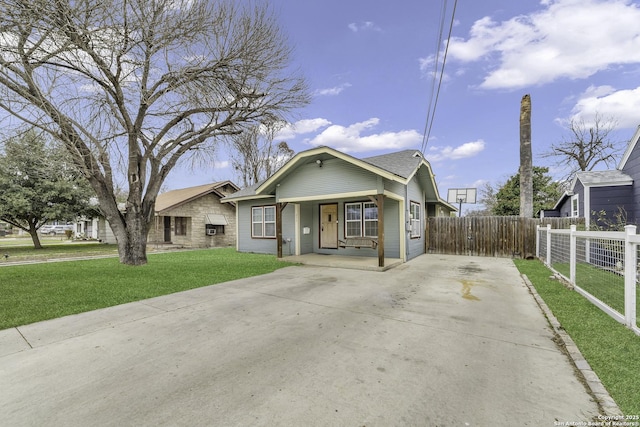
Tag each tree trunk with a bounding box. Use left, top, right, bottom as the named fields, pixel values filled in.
left=95, top=183, right=152, bottom=266
left=111, top=212, right=150, bottom=266
left=519, top=94, right=533, bottom=218
left=28, top=229, right=43, bottom=249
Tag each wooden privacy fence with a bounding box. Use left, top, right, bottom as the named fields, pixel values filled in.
left=425, top=216, right=584, bottom=258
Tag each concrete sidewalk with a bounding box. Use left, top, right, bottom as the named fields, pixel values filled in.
left=0, top=255, right=601, bottom=426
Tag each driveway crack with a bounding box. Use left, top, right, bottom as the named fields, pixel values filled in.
left=15, top=327, right=33, bottom=349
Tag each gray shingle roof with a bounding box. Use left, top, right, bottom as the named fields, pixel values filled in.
left=221, top=181, right=263, bottom=201
left=576, top=170, right=633, bottom=186
left=361, top=150, right=424, bottom=178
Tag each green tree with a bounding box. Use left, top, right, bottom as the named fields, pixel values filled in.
left=0, top=131, right=96, bottom=249
left=493, top=167, right=561, bottom=217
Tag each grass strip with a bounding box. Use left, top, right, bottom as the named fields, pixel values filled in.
left=0, top=242, right=119, bottom=261
left=0, top=248, right=293, bottom=330
left=550, top=262, right=634, bottom=315
left=514, top=259, right=640, bottom=416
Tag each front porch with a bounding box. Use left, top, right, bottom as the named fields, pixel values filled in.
left=280, top=253, right=403, bottom=272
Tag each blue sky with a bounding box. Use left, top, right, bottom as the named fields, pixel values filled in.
left=168, top=0, right=640, bottom=213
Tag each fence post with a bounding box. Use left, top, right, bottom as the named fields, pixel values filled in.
left=536, top=225, right=540, bottom=259
left=624, top=225, right=637, bottom=329
left=570, top=225, right=576, bottom=284
left=546, top=224, right=552, bottom=266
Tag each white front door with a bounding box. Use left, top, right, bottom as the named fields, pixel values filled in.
left=320, top=204, right=338, bottom=249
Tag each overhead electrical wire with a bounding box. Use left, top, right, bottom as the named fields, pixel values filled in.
left=420, top=0, right=459, bottom=155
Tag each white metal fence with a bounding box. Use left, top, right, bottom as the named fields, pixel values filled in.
left=537, top=224, right=639, bottom=335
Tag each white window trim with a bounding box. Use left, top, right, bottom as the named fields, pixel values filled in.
left=345, top=202, right=362, bottom=238
left=345, top=202, right=378, bottom=238
left=363, top=202, right=378, bottom=238
left=571, top=194, right=579, bottom=218
left=251, top=206, right=276, bottom=238
left=410, top=201, right=421, bottom=238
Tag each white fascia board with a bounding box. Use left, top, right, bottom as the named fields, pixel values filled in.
left=220, top=194, right=274, bottom=203
left=256, top=146, right=406, bottom=195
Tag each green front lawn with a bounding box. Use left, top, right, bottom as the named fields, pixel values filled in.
left=551, top=261, right=639, bottom=316
left=514, top=259, right=640, bottom=416
left=0, top=241, right=119, bottom=262
left=0, top=248, right=294, bottom=330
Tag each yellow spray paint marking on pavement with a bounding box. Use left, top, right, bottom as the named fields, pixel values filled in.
left=460, top=280, right=480, bottom=301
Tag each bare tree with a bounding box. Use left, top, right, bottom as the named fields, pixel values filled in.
left=0, top=0, right=309, bottom=265
left=543, top=113, right=623, bottom=179
left=229, top=123, right=295, bottom=187
left=519, top=94, right=533, bottom=218
left=468, top=181, right=497, bottom=216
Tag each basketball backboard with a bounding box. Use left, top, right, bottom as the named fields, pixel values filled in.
left=447, top=188, right=477, bottom=204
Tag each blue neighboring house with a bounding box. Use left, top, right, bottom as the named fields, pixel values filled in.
left=542, top=125, right=640, bottom=229
left=221, top=146, right=456, bottom=267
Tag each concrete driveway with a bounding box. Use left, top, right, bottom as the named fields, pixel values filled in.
left=0, top=254, right=600, bottom=426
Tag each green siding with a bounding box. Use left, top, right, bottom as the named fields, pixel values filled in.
left=407, top=177, right=425, bottom=260
left=278, top=158, right=379, bottom=199
left=237, top=199, right=277, bottom=254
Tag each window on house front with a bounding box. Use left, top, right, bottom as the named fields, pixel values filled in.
left=571, top=195, right=579, bottom=217
left=410, top=201, right=421, bottom=238
left=175, top=217, right=188, bottom=236
left=252, top=206, right=276, bottom=238
left=345, top=202, right=378, bottom=238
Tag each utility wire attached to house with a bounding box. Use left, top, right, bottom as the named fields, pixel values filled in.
left=420, top=0, right=459, bottom=155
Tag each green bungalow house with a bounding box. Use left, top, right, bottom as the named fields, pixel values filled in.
left=221, top=146, right=455, bottom=268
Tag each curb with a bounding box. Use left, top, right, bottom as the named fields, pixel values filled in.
left=521, top=273, right=623, bottom=417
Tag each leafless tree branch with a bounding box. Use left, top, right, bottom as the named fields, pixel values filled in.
left=0, top=0, right=309, bottom=264
left=542, top=113, right=624, bottom=180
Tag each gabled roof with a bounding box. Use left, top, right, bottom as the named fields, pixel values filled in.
left=256, top=146, right=411, bottom=194
left=551, top=191, right=573, bottom=211
left=618, top=125, right=640, bottom=170
left=221, top=146, right=455, bottom=209
left=219, top=181, right=266, bottom=201
left=573, top=169, right=632, bottom=187
left=360, top=149, right=425, bottom=179
left=548, top=125, right=640, bottom=212
left=155, top=181, right=239, bottom=213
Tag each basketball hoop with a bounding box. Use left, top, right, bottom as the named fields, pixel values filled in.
left=447, top=188, right=477, bottom=217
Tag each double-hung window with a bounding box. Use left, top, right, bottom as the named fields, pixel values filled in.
left=410, top=201, right=421, bottom=238
left=175, top=217, right=188, bottom=236
left=571, top=195, right=579, bottom=218
left=345, top=202, right=378, bottom=237
left=252, top=206, right=276, bottom=238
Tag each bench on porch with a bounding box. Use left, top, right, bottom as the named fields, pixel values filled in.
left=338, top=237, right=378, bottom=249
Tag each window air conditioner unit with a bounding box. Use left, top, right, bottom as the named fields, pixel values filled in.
left=206, top=229, right=217, bottom=236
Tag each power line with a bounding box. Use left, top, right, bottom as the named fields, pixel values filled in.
left=420, top=0, right=459, bottom=155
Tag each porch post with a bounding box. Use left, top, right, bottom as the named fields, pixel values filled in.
left=276, top=203, right=283, bottom=258
left=377, top=194, right=385, bottom=267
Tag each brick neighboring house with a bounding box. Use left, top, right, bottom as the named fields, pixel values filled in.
left=147, top=181, right=239, bottom=248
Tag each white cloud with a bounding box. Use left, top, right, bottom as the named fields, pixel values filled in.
left=448, top=0, right=640, bottom=89
left=426, top=140, right=486, bottom=162
left=419, top=55, right=452, bottom=82
left=348, top=21, right=382, bottom=33
left=213, top=160, right=229, bottom=169
left=566, top=85, right=640, bottom=128
left=306, top=118, right=422, bottom=153
left=274, top=118, right=332, bottom=140
left=314, top=83, right=352, bottom=96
